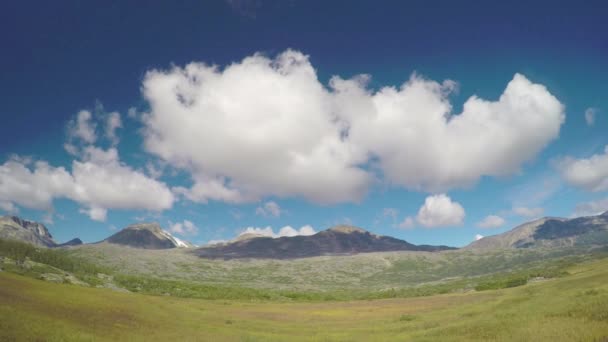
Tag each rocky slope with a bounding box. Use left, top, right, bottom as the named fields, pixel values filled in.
left=0, top=216, right=60, bottom=247
left=467, top=211, right=608, bottom=249
left=104, top=223, right=194, bottom=249
left=196, top=225, right=455, bottom=259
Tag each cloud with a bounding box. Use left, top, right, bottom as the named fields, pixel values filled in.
left=169, top=219, right=199, bottom=236
left=416, top=194, right=465, bottom=227
left=238, top=225, right=316, bottom=238
left=0, top=200, right=17, bottom=214
left=67, top=110, right=97, bottom=144
left=42, top=212, right=54, bottom=225
left=475, top=234, right=484, bottom=241
left=255, top=201, right=282, bottom=217
left=556, top=146, right=608, bottom=192
left=105, top=112, right=122, bottom=145
left=0, top=146, right=175, bottom=222
left=585, top=108, right=596, bottom=126
left=382, top=208, right=399, bottom=221
left=332, top=71, right=564, bottom=192
left=398, top=216, right=415, bottom=229
left=573, top=198, right=608, bottom=217
left=141, top=50, right=564, bottom=205
left=513, top=206, right=544, bottom=218
left=476, top=215, right=505, bottom=228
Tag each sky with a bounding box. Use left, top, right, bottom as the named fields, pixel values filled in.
left=1, top=0, right=607, bottom=247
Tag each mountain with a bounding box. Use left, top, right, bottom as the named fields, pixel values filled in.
left=0, top=215, right=57, bottom=247
left=196, top=225, right=455, bottom=259
left=0, top=215, right=83, bottom=248
left=467, top=211, right=608, bottom=249
left=104, top=223, right=194, bottom=249
left=57, top=238, right=83, bottom=247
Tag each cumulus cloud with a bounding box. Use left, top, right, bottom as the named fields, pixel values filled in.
left=255, top=201, right=282, bottom=217
left=238, top=225, right=316, bottom=238
left=398, top=216, right=415, bottom=229
left=0, top=147, right=175, bottom=221
left=0, top=200, right=17, bottom=213
left=475, top=234, right=484, bottom=241
left=476, top=215, right=505, bottom=228
left=416, top=194, right=465, bottom=227
left=585, top=108, right=596, bottom=126
left=105, top=112, right=122, bottom=145
left=67, top=110, right=97, bottom=144
left=573, top=198, right=608, bottom=217
left=141, top=50, right=564, bottom=205
left=382, top=208, right=399, bottom=221
left=512, top=206, right=544, bottom=218
left=557, top=146, right=608, bottom=192
left=169, top=219, right=199, bottom=236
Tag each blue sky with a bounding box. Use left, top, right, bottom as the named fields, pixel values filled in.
left=1, top=0, right=607, bottom=247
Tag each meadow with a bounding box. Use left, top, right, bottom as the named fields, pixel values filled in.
left=1, top=253, right=608, bottom=341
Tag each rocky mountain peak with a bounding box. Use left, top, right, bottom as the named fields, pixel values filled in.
left=105, top=222, right=193, bottom=249
left=326, top=225, right=367, bottom=234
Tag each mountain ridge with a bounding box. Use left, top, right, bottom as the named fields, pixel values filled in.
left=0, top=215, right=82, bottom=247
left=196, top=225, right=456, bottom=259
left=103, top=222, right=194, bottom=249
left=467, top=211, right=608, bottom=250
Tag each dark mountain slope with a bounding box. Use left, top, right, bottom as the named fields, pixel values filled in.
left=196, top=225, right=455, bottom=259
left=104, top=223, right=193, bottom=249
left=467, top=211, right=608, bottom=250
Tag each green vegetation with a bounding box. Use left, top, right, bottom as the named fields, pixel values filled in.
left=1, top=257, right=608, bottom=341
left=1, top=238, right=605, bottom=302
left=0, top=239, right=110, bottom=285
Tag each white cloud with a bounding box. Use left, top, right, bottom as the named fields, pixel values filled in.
left=127, top=107, right=139, bottom=119
left=255, top=201, right=282, bottom=217
left=0, top=200, right=17, bottom=214
left=67, top=110, right=97, bottom=144
left=105, top=112, right=122, bottom=145
left=42, top=212, right=54, bottom=225
left=585, top=107, right=596, bottom=126
left=382, top=208, right=399, bottom=220
left=336, top=73, right=564, bottom=193
left=0, top=147, right=175, bottom=222
left=475, top=234, right=484, bottom=241
left=476, top=215, right=505, bottom=228
left=79, top=207, right=107, bottom=222
left=141, top=50, right=564, bottom=204
left=573, top=198, right=608, bottom=217
left=557, top=146, right=608, bottom=192
left=238, top=225, right=316, bottom=238
left=398, top=216, right=415, bottom=229
left=513, top=206, right=544, bottom=218
left=416, top=194, right=465, bottom=227
left=169, top=219, right=199, bottom=236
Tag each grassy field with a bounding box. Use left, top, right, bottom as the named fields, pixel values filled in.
left=65, top=242, right=598, bottom=291
left=1, top=256, right=608, bottom=341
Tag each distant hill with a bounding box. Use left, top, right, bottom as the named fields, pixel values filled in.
left=0, top=215, right=81, bottom=248
left=104, top=223, right=194, bottom=249
left=196, top=225, right=455, bottom=259
left=467, top=211, right=608, bottom=250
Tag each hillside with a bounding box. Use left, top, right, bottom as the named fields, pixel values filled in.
left=196, top=225, right=455, bottom=259
left=467, top=211, right=608, bottom=250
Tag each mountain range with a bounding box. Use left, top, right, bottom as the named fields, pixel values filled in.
left=2, top=211, right=608, bottom=258
left=466, top=211, right=608, bottom=250
left=196, top=225, right=455, bottom=259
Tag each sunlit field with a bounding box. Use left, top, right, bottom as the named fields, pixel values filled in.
left=2, top=257, right=607, bottom=341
